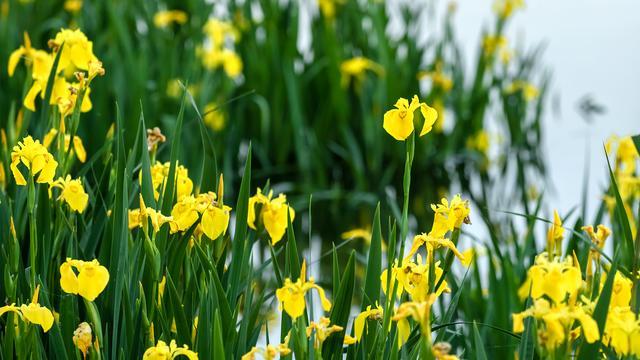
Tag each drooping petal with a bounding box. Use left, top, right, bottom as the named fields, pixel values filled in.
left=418, top=103, right=438, bottom=137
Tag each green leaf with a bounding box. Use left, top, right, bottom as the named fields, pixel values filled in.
left=362, top=203, right=382, bottom=309
left=472, top=321, right=488, bottom=360
left=213, top=311, right=226, bottom=360
left=632, top=134, right=640, bottom=154
left=322, top=250, right=356, bottom=359
left=138, top=105, right=156, bottom=208
left=517, top=297, right=535, bottom=360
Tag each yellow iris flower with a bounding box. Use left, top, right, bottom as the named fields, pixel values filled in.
left=143, top=340, right=198, bottom=360
left=241, top=343, right=290, bottom=360
left=147, top=161, right=194, bottom=201
left=248, top=188, right=295, bottom=245
left=153, top=10, right=188, bottom=28
left=517, top=252, right=581, bottom=304
left=10, top=135, right=58, bottom=186
left=604, top=306, right=640, bottom=357
left=43, top=128, right=87, bottom=163
left=0, top=285, right=54, bottom=332
left=353, top=304, right=383, bottom=342
left=430, top=194, right=471, bottom=237
left=50, top=175, right=89, bottom=213
left=48, top=28, right=98, bottom=72
left=512, top=298, right=599, bottom=350
left=546, top=210, right=564, bottom=255
left=493, top=0, right=525, bottom=19
left=383, top=95, right=438, bottom=141
left=306, top=316, right=343, bottom=349
left=129, top=195, right=173, bottom=233
left=406, top=233, right=465, bottom=262
left=60, top=258, right=110, bottom=301
left=275, top=260, right=331, bottom=319
left=392, top=295, right=437, bottom=348
left=381, top=255, right=449, bottom=302
left=169, top=191, right=231, bottom=240
left=73, top=322, right=93, bottom=358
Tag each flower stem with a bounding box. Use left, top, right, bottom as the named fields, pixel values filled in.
left=28, top=175, right=37, bottom=290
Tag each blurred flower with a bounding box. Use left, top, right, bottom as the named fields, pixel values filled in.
left=493, top=0, right=525, bottom=19
left=307, top=317, right=343, bottom=349
left=143, top=340, right=198, bottom=360
left=275, top=260, right=331, bottom=319
left=340, top=56, right=384, bottom=87
left=10, top=135, right=58, bottom=185
left=606, top=135, right=638, bottom=177
left=466, top=130, right=490, bottom=156
left=60, top=258, right=110, bottom=301
left=248, top=188, right=295, bottom=245
left=383, top=95, right=438, bottom=141
left=417, top=63, right=453, bottom=92
left=318, top=0, right=342, bottom=19
left=64, top=0, right=82, bottom=13
left=0, top=285, right=54, bottom=332
left=505, top=80, right=539, bottom=101
left=153, top=10, right=188, bottom=28
left=354, top=304, right=383, bottom=341
left=607, top=272, right=633, bottom=309
left=203, top=19, right=238, bottom=46
left=203, top=103, right=226, bottom=131
left=146, top=127, right=166, bottom=152
left=50, top=175, right=89, bottom=213
left=73, top=322, right=92, bottom=359
left=242, top=344, right=290, bottom=360
left=482, top=35, right=507, bottom=58
left=460, top=247, right=476, bottom=267
left=43, top=128, right=87, bottom=163
left=603, top=307, right=640, bottom=357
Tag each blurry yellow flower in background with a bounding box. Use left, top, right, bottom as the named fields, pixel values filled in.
left=466, top=130, right=490, bottom=156
left=417, top=63, right=453, bottom=92
left=482, top=35, right=507, bottom=58
left=493, top=0, right=525, bottom=19
left=383, top=95, right=438, bottom=141
left=275, top=260, right=331, bottom=319
left=50, top=175, right=89, bottom=213
left=73, top=322, right=93, bottom=358
left=0, top=285, right=54, bottom=332
left=340, top=56, right=384, bottom=87
left=248, top=188, right=295, bottom=245
left=64, top=0, right=82, bottom=13
left=143, top=340, right=198, bottom=360
left=10, top=135, right=58, bottom=185
left=43, top=128, right=87, bottom=163
left=317, top=0, right=340, bottom=19
left=203, top=19, right=238, bottom=46
left=201, top=19, right=242, bottom=78
left=60, top=258, right=109, bottom=301
left=307, top=317, right=343, bottom=349
left=203, top=103, right=226, bottom=131
left=153, top=10, right=188, bottom=28
left=607, top=272, right=633, bottom=309
left=506, top=80, right=539, bottom=101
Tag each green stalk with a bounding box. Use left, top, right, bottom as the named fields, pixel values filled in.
left=27, top=175, right=37, bottom=289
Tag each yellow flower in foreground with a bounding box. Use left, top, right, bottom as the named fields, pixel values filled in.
left=393, top=295, right=437, bottom=348
left=241, top=344, right=290, bottom=360
left=73, top=322, right=92, bottom=358
left=604, top=307, right=640, bottom=357
left=10, top=136, right=58, bottom=185
left=607, top=272, right=633, bottom=309
left=340, top=56, right=384, bottom=87
left=383, top=95, right=437, bottom=141
left=430, top=194, right=471, bottom=236
left=153, top=10, right=188, bottom=28
left=60, top=258, right=109, bottom=301
left=43, top=128, right=87, bottom=163
left=50, top=176, right=89, bottom=213
left=512, top=298, right=599, bottom=350
left=8, top=32, right=52, bottom=78
left=354, top=305, right=383, bottom=341
left=168, top=190, right=231, bottom=240
left=381, top=255, right=449, bottom=302
left=307, top=317, right=343, bottom=349
left=275, top=260, right=331, bottom=319
left=147, top=161, right=193, bottom=200
left=48, top=28, right=98, bottom=71
left=248, top=188, right=295, bottom=245
left=517, top=252, right=581, bottom=304
left=0, top=285, right=54, bottom=332
left=129, top=195, right=173, bottom=233
left=143, top=340, right=198, bottom=360
left=406, top=233, right=465, bottom=262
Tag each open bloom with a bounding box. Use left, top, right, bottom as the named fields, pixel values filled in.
left=430, top=194, right=471, bottom=236
left=50, top=176, right=89, bottom=213
left=275, top=260, right=331, bottom=319
left=10, top=136, right=58, bottom=185
left=381, top=255, right=449, bottom=302
left=306, top=317, right=343, bottom=349
left=8, top=32, right=52, bottom=78
left=248, top=188, right=295, bottom=245
left=48, top=28, right=98, bottom=72
left=0, top=285, right=54, bottom=332
left=60, top=258, right=110, bottom=301
left=512, top=298, right=599, bottom=350
left=143, top=340, right=198, bottom=360
left=406, top=233, right=465, bottom=262
left=518, top=252, right=581, bottom=303
left=354, top=304, right=383, bottom=341
left=383, top=95, right=437, bottom=141
left=393, top=295, right=437, bottom=348
left=43, top=128, right=87, bottom=163
left=604, top=307, right=640, bottom=357
left=129, top=195, right=173, bottom=233
left=168, top=191, right=231, bottom=240
left=147, top=161, right=193, bottom=201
